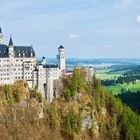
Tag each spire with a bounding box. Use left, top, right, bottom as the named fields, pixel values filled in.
left=0, top=27, right=3, bottom=44
left=59, top=45, right=64, bottom=49
left=9, top=35, right=13, bottom=46
left=0, top=27, right=2, bottom=34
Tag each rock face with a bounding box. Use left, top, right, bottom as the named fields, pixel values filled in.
left=53, top=79, right=63, bottom=97
left=82, top=115, right=92, bottom=130
left=94, top=121, right=100, bottom=137
left=38, top=103, right=44, bottom=119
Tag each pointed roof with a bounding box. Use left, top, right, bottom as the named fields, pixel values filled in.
left=9, top=36, right=13, bottom=46
left=59, top=45, right=64, bottom=49
left=0, top=27, right=2, bottom=34
left=42, top=56, right=46, bottom=59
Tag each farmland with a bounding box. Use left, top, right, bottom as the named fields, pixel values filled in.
left=95, top=65, right=140, bottom=95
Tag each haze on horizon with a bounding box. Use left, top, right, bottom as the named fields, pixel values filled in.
left=0, top=0, right=140, bottom=59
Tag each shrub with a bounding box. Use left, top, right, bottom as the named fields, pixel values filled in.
left=64, top=89, right=71, bottom=101
left=13, top=89, right=20, bottom=102
left=49, top=106, right=57, bottom=130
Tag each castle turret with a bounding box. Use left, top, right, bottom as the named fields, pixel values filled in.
left=41, top=56, right=46, bottom=65
left=57, top=45, right=65, bottom=73
left=0, top=27, right=3, bottom=44
left=8, top=36, right=14, bottom=57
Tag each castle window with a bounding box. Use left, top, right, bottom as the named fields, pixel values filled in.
left=25, top=67, right=29, bottom=71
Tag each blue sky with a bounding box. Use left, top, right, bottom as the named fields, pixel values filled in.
left=0, top=0, right=140, bottom=58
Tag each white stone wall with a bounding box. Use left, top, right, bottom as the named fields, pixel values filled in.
left=46, top=67, right=61, bottom=102
left=32, top=65, right=62, bottom=101
left=57, top=48, right=65, bottom=72
left=0, top=34, right=3, bottom=44
left=0, top=57, right=36, bottom=85
left=37, top=65, right=47, bottom=98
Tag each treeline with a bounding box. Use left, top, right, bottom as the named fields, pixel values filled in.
left=117, top=90, right=140, bottom=114
left=62, top=68, right=140, bottom=140
left=101, top=66, right=140, bottom=86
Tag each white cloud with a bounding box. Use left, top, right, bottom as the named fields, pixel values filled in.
left=68, top=33, right=78, bottom=40
left=136, top=16, right=140, bottom=24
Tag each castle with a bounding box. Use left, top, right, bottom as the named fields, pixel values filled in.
left=0, top=27, right=93, bottom=102
left=33, top=45, right=65, bottom=102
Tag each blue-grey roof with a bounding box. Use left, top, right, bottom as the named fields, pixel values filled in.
left=0, top=44, right=9, bottom=57
left=9, top=37, right=13, bottom=46
left=59, top=45, right=64, bottom=49
left=43, top=64, right=58, bottom=68
left=42, top=56, right=46, bottom=59
left=0, top=44, right=36, bottom=58
left=14, top=46, right=35, bottom=58
left=0, top=27, right=2, bottom=34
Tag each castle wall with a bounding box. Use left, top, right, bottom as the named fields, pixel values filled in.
left=45, top=68, right=61, bottom=102
left=57, top=48, right=65, bottom=72
left=0, top=33, right=3, bottom=44
left=37, top=65, right=47, bottom=98
left=0, top=57, right=36, bottom=85
left=26, top=80, right=33, bottom=88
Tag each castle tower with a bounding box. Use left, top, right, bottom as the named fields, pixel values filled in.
left=8, top=36, right=14, bottom=57
left=41, top=56, right=46, bottom=65
left=57, top=45, right=65, bottom=73
left=0, top=27, right=3, bottom=44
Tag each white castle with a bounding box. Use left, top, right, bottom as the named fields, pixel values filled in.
left=0, top=27, right=93, bottom=102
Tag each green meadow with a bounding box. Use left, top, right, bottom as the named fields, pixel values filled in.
left=95, top=66, right=140, bottom=95
left=106, top=81, right=140, bottom=95
left=96, top=68, right=125, bottom=80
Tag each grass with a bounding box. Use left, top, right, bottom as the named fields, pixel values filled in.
left=96, top=70, right=125, bottom=80
left=95, top=68, right=113, bottom=74
left=107, top=81, right=140, bottom=95
left=128, top=81, right=140, bottom=92
left=106, top=83, right=127, bottom=95
left=96, top=67, right=140, bottom=95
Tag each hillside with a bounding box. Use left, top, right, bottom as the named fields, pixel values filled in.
left=0, top=69, right=140, bottom=140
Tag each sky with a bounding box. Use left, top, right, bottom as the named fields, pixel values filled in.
left=0, top=0, right=140, bottom=58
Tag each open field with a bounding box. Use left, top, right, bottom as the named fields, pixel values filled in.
left=95, top=66, right=140, bottom=95
left=95, top=67, right=126, bottom=80
left=106, top=81, right=140, bottom=95
left=128, top=81, right=140, bottom=92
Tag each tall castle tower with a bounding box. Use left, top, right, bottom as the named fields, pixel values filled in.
left=0, top=27, right=3, bottom=44
left=57, top=45, right=65, bottom=72
left=8, top=36, right=14, bottom=57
